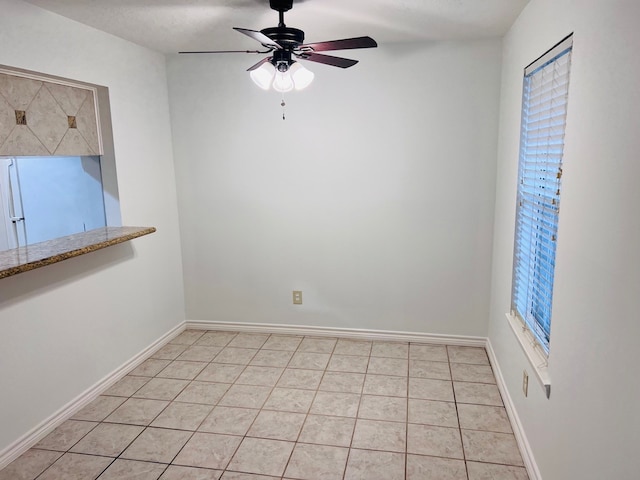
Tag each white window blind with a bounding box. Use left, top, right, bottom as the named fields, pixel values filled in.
left=512, top=35, right=573, bottom=355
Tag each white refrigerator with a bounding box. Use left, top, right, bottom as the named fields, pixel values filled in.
left=0, top=156, right=107, bottom=250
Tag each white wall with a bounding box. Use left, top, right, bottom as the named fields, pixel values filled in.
left=167, top=39, right=502, bottom=336
left=488, top=0, right=640, bottom=478
left=0, top=0, right=185, bottom=454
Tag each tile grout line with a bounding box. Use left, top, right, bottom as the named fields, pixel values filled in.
left=237, top=332, right=297, bottom=477
left=200, top=332, right=286, bottom=476
left=116, top=330, right=207, bottom=477
left=341, top=340, right=372, bottom=480
left=161, top=330, right=221, bottom=474
left=448, top=345, right=470, bottom=480
left=280, top=336, right=338, bottom=479
left=212, top=331, right=271, bottom=475
left=113, top=330, right=215, bottom=476
left=405, top=343, right=411, bottom=480
left=9, top=331, right=526, bottom=479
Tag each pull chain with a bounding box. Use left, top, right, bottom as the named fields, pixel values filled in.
left=281, top=93, right=286, bottom=121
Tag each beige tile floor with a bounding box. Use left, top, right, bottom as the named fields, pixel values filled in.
left=0, top=330, right=529, bottom=480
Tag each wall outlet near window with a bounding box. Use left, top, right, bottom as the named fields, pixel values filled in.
left=523, top=370, right=529, bottom=397
left=293, top=290, right=302, bottom=305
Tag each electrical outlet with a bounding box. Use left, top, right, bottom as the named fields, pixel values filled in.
left=522, top=370, right=529, bottom=397
left=293, top=290, right=302, bottom=305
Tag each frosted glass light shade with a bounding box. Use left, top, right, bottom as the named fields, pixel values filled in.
left=250, top=62, right=275, bottom=90
left=290, top=63, right=314, bottom=90
left=249, top=60, right=314, bottom=92
left=272, top=71, right=294, bottom=92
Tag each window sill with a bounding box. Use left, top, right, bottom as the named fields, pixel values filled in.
left=0, top=226, right=155, bottom=279
left=505, top=312, right=551, bottom=398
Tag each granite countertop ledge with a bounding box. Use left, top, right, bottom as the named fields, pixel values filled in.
left=0, top=226, right=156, bottom=279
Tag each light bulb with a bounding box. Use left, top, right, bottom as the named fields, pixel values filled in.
left=250, top=62, right=275, bottom=90
left=290, top=62, right=314, bottom=90
left=272, top=71, right=294, bottom=93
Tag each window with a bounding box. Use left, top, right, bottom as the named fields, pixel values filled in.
left=0, top=156, right=107, bottom=250
left=511, top=35, right=573, bottom=355
left=0, top=64, right=121, bottom=252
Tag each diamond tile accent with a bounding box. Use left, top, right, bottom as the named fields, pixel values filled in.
left=44, top=83, right=88, bottom=116
left=0, top=125, right=48, bottom=156
left=55, top=123, right=97, bottom=155
left=0, top=72, right=101, bottom=155
left=26, top=86, right=68, bottom=153
left=15, top=110, right=26, bottom=125
left=0, top=94, right=15, bottom=147
left=0, top=73, right=42, bottom=110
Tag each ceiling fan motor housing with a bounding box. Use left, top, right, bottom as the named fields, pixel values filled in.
left=270, top=0, right=293, bottom=12
left=261, top=26, right=304, bottom=49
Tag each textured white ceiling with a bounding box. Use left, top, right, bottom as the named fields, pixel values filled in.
left=23, top=0, right=529, bottom=54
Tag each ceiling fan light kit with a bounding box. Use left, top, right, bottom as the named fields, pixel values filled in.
left=251, top=61, right=314, bottom=92
left=180, top=0, right=377, bottom=94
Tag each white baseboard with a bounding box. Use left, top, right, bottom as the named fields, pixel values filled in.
left=0, top=321, right=186, bottom=471
left=186, top=320, right=487, bottom=347
left=486, top=338, right=541, bottom=480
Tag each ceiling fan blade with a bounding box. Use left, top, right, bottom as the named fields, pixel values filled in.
left=233, top=27, right=282, bottom=49
left=179, top=50, right=267, bottom=54
left=247, top=57, right=272, bottom=71
left=298, top=52, right=358, bottom=68
left=299, top=36, right=377, bottom=52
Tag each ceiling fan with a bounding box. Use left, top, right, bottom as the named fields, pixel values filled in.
left=179, top=0, right=378, bottom=93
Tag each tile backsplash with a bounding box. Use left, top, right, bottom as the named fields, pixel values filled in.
left=0, top=71, right=101, bottom=156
